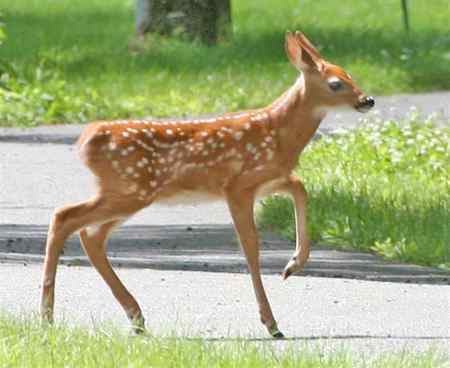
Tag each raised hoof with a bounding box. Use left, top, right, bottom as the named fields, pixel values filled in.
left=272, top=331, right=285, bottom=339
left=281, top=269, right=292, bottom=280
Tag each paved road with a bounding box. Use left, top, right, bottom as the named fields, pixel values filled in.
left=1, top=223, right=449, bottom=284
left=0, top=263, right=449, bottom=355
left=0, top=91, right=449, bottom=355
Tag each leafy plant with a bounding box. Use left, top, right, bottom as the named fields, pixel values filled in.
left=0, top=12, right=5, bottom=46
left=0, top=61, right=114, bottom=126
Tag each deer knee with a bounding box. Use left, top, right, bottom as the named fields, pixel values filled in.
left=50, top=207, right=70, bottom=233
left=289, top=176, right=307, bottom=199
left=47, top=206, right=77, bottom=247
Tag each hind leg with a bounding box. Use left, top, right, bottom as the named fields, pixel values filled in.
left=40, top=195, right=142, bottom=324
left=79, top=221, right=145, bottom=333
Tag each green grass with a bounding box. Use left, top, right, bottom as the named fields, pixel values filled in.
left=1, top=0, right=449, bottom=126
left=258, top=117, right=450, bottom=269
left=0, top=315, right=447, bottom=368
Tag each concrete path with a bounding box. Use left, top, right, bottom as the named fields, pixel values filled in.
left=1, top=263, right=449, bottom=356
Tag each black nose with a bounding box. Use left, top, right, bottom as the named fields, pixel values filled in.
left=364, top=96, right=375, bottom=107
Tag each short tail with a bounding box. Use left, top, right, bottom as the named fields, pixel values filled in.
left=77, top=123, right=109, bottom=164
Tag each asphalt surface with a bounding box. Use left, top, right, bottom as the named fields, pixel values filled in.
left=1, top=223, right=449, bottom=284
left=0, top=91, right=449, bottom=355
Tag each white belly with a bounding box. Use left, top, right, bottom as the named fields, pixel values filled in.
left=154, top=190, right=224, bottom=206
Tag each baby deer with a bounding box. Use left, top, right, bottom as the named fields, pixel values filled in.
left=40, top=31, right=374, bottom=338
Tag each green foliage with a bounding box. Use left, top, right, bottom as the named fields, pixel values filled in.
left=0, top=62, right=112, bottom=126
left=258, top=118, right=450, bottom=269
left=0, top=0, right=449, bottom=126
left=0, top=315, right=447, bottom=368
left=0, top=12, right=5, bottom=46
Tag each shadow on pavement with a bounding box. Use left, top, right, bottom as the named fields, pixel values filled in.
left=186, top=334, right=450, bottom=342
left=0, top=224, right=448, bottom=285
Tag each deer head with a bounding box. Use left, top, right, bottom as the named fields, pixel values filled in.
left=285, top=31, right=374, bottom=114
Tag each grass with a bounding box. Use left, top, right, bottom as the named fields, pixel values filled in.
left=0, top=315, right=448, bottom=368
left=0, top=0, right=450, bottom=126
left=258, top=116, right=450, bottom=269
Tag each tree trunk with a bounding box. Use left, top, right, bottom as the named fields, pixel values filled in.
left=135, top=0, right=232, bottom=45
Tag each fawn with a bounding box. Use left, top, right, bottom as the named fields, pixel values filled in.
left=40, top=31, right=374, bottom=338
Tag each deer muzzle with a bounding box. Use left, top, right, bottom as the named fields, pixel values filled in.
left=355, top=96, right=375, bottom=113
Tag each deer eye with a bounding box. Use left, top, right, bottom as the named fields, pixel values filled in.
left=328, top=78, right=343, bottom=92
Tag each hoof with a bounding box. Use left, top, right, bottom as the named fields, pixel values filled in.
left=40, top=318, right=53, bottom=328
left=268, top=324, right=285, bottom=339
left=132, top=325, right=145, bottom=334
left=130, top=327, right=146, bottom=336
left=281, top=269, right=292, bottom=280
left=130, top=315, right=146, bottom=335
left=272, top=330, right=285, bottom=339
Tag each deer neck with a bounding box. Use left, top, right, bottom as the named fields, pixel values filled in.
left=268, top=74, right=326, bottom=169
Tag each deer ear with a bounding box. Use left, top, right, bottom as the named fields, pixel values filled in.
left=295, top=31, right=322, bottom=60
left=285, top=31, right=318, bottom=72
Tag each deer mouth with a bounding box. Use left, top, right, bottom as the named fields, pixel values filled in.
left=355, top=96, right=375, bottom=113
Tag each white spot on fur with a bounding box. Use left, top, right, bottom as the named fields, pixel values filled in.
left=246, top=143, right=256, bottom=153
left=155, top=190, right=221, bottom=206
left=233, top=131, right=244, bottom=141
left=127, top=183, right=138, bottom=193
left=85, top=225, right=100, bottom=237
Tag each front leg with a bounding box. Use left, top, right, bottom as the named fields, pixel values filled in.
left=226, top=188, right=284, bottom=339
left=280, top=175, right=310, bottom=279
